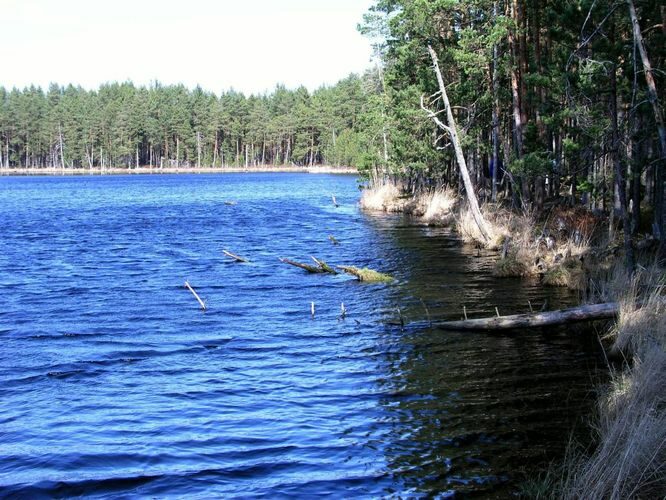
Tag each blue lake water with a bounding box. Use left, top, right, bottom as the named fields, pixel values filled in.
left=0, top=173, right=605, bottom=497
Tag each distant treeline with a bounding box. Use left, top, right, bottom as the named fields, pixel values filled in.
left=0, top=74, right=388, bottom=170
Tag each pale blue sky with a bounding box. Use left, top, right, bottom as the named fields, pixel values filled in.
left=1, top=0, right=375, bottom=95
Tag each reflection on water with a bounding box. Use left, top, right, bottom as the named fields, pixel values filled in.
left=0, top=174, right=605, bottom=497
left=371, top=218, right=605, bottom=496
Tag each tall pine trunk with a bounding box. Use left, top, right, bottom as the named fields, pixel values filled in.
left=627, top=0, right=666, bottom=248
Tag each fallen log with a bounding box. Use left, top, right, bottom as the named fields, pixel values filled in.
left=432, top=302, right=618, bottom=331
left=280, top=257, right=337, bottom=274
left=280, top=257, right=324, bottom=273
left=223, top=249, right=249, bottom=263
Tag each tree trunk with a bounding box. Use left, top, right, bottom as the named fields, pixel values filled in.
left=262, top=137, right=266, bottom=166
left=491, top=1, right=500, bottom=202
left=610, top=61, right=635, bottom=269
left=196, top=131, right=201, bottom=168
left=58, top=124, right=65, bottom=170
left=213, top=132, right=218, bottom=167
left=628, top=0, right=666, bottom=246
left=425, top=45, right=492, bottom=243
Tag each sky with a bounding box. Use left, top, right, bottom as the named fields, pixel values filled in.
left=1, top=0, right=376, bottom=95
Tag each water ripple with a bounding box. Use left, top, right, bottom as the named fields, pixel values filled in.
left=0, top=174, right=605, bottom=497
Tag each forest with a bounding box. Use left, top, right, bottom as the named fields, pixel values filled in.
left=358, top=0, right=664, bottom=251
left=1, top=0, right=663, bottom=249
left=0, top=76, right=385, bottom=171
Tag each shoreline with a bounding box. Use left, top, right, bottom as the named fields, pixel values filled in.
left=360, top=180, right=665, bottom=497
left=0, top=165, right=358, bottom=177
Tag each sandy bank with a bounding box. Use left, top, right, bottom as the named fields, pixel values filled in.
left=0, top=165, right=357, bottom=176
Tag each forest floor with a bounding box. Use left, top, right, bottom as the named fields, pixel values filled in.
left=0, top=165, right=357, bottom=176
left=361, top=180, right=665, bottom=499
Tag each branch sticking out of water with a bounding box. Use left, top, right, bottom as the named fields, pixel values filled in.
left=223, top=249, right=249, bottom=263
left=184, top=281, right=206, bottom=310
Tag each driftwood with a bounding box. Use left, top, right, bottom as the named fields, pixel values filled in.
left=184, top=281, right=206, bottom=310
left=223, top=249, right=249, bottom=263
left=432, top=302, right=618, bottom=331
left=280, top=257, right=337, bottom=274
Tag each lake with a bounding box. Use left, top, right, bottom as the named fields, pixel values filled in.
left=0, top=173, right=605, bottom=497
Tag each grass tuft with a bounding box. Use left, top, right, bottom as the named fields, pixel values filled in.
left=542, top=258, right=586, bottom=290
left=493, top=253, right=532, bottom=277
left=561, top=265, right=666, bottom=499
left=359, top=179, right=457, bottom=223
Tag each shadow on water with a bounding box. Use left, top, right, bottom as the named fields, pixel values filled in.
left=363, top=214, right=608, bottom=496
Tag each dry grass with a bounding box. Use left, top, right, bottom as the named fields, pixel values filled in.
left=359, top=180, right=457, bottom=223
left=474, top=205, right=596, bottom=286
left=456, top=204, right=517, bottom=249
left=493, top=249, right=534, bottom=277
left=542, top=258, right=587, bottom=290
left=561, top=265, right=666, bottom=499
left=421, top=188, right=457, bottom=223
left=359, top=182, right=404, bottom=212
left=562, top=350, right=666, bottom=499
left=612, top=275, right=665, bottom=355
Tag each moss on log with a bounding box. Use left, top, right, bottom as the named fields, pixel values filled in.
left=337, top=265, right=394, bottom=283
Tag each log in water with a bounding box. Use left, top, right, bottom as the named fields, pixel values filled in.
left=433, top=302, right=618, bottom=331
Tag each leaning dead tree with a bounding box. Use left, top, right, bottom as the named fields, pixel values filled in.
left=422, top=45, right=492, bottom=243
